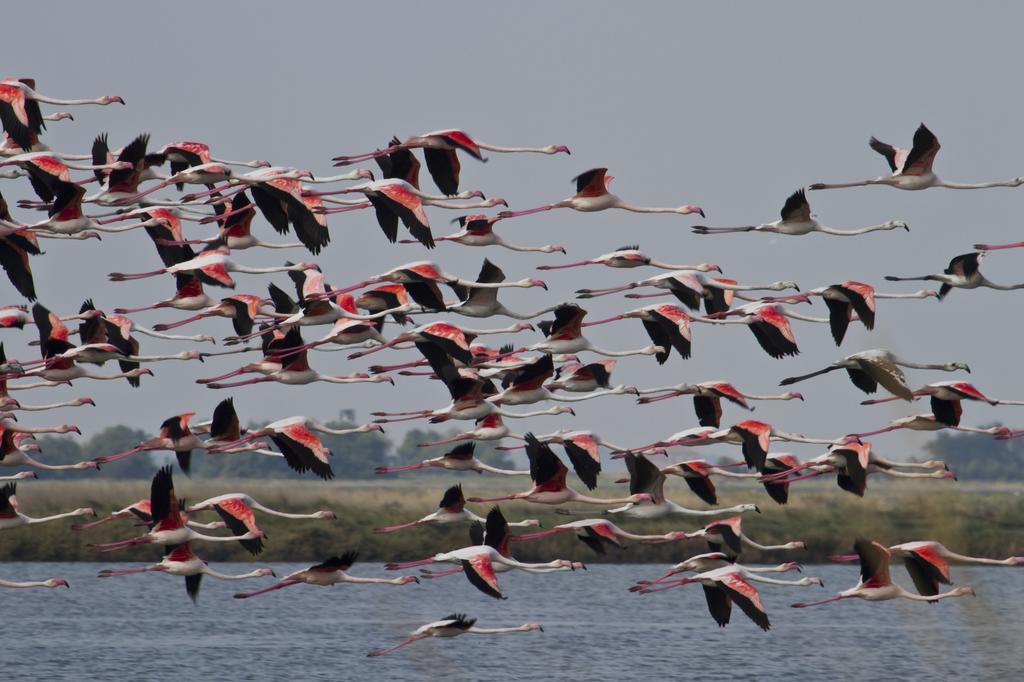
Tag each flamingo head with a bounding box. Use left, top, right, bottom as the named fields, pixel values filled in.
left=74, top=397, right=97, bottom=406
left=768, top=281, right=800, bottom=292
left=47, top=578, right=70, bottom=589
left=553, top=406, right=575, bottom=417
left=1008, top=557, right=1024, bottom=566
left=0, top=397, right=19, bottom=409
left=77, top=508, right=97, bottom=517
left=101, top=96, right=126, bottom=105
left=678, top=205, right=705, bottom=217
left=525, top=623, right=545, bottom=632
left=131, top=368, right=155, bottom=378
left=787, top=541, right=807, bottom=550
left=946, top=362, right=971, bottom=373
left=354, top=168, right=375, bottom=181
left=629, top=493, right=655, bottom=504
left=641, top=345, right=667, bottom=357
left=400, top=575, right=420, bottom=584
left=523, top=518, right=542, bottom=527
left=739, top=504, right=761, bottom=514
left=81, top=231, right=102, bottom=241
left=512, top=322, right=536, bottom=332
left=543, top=245, right=567, bottom=254
left=785, top=392, right=804, bottom=401
left=373, top=375, right=395, bottom=385
left=527, top=278, right=548, bottom=291
left=60, top=424, right=81, bottom=435
left=697, top=263, right=723, bottom=273
left=885, top=220, right=910, bottom=231
left=254, top=568, right=276, bottom=578
left=543, top=145, right=570, bottom=155
left=316, top=510, right=338, bottom=519
left=804, top=576, right=825, bottom=587
left=952, top=586, right=977, bottom=597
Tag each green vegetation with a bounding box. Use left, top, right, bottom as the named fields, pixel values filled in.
left=4, top=477, right=1022, bottom=565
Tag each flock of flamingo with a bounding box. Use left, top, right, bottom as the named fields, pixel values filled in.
left=1, top=77, right=1023, bottom=655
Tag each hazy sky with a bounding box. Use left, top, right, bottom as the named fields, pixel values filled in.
left=5, top=2, right=1024, bottom=463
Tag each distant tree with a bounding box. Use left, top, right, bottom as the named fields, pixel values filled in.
left=925, top=426, right=1024, bottom=481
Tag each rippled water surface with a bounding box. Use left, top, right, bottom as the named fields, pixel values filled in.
left=3, top=562, right=1022, bottom=680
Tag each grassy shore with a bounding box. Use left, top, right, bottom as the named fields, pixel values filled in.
left=3, top=477, right=1022, bottom=564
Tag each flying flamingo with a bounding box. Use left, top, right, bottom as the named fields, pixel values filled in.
left=375, top=440, right=530, bottom=475
left=684, top=515, right=806, bottom=558
left=333, top=128, right=568, bottom=194
left=791, top=539, right=976, bottom=609
left=694, top=303, right=838, bottom=359
left=828, top=541, right=1023, bottom=596
left=574, top=453, right=760, bottom=520
left=511, top=518, right=688, bottom=553
left=97, top=542, right=274, bottom=602
left=610, top=458, right=753, bottom=506
left=582, top=303, right=694, bottom=363
left=634, top=560, right=822, bottom=599
left=0, top=576, right=68, bottom=589
left=630, top=551, right=807, bottom=589
left=91, top=407, right=270, bottom=473
left=0, top=78, right=124, bottom=151
left=401, top=214, right=565, bottom=254
left=0, top=426, right=96, bottom=471
left=367, top=613, right=543, bottom=657
left=497, top=168, right=703, bottom=219
left=848, top=414, right=1010, bottom=440
left=859, top=381, right=1024, bottom=426
left=108, top=240, right=317, bottom=289
left=1, top=394, right=94, bottom=413
left=347, top=320, right=532, bottom=365
left=885, top=252, right=1024, bottom=298
left=693, top=189, right=907, bottom=237
left=233, top=550, right=419, bottom=601
left=384, top=507, right=585, bottom=599
left=513, top=303, right=663, bottom=359
left=71, top=498, right=227, bottom=532
left=158, top=192, right=305, bottom=251
left=0, top=482, right=95, bottom=530
left=0, top=108, right=73, bottom=156
left=444, top=260, right=561, bottom=320
left=487, top=354, right=638, bottom=407
left=89, top=467, right=264, bottom=552
left=321, top=261, right=546, bottom=302
left=779, top=349, right=971, bottom=401
left=0, top=471, right=37, bottom=481
left=538, top=244, right=721, bottom=272
left=575, top=270, right=798, bottom=312
left=809, top=123, right=1024, bottom=191
left=373, top=484, right=539, bottom=533
left=150, top=293, right=268, bottom=336
left=0, top=222, right=41, bottom=300
left=762, top=281, right=936, bottom=345
left=467, top=434, right=653, bottom=507
left=543, top=359, right=624, bottom=394
left=185, top=493, right=336, bottom=521
left=636, top=381, right=803, bottom=428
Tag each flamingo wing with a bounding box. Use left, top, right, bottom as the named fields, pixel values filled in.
left=270, top=428, right=334, bottom=480
left=625, top=453, right=665, bottom=503
left=720, top=573, right=770, bottom=631
left=214, top=498, right=264, bottom=555
left=572, top=168, right=608, bottom=197
left=681, top=467, right=718, bottom=506
left=462, top=554, right=505, bottom=599
left=310, top=550, right=358, bottom=572
left=438, top=484, right=466, bottom=513
left=702, top=584, right=732, bottom=627
left=210, top=397, right=242, bottom=442
left=150, top=465, right=182, bottom=529
left=0, top=239, right=37, bottom=301
left=524, top=433, right=568, bottom=489
left=930, top=397, right=962, bottom=427
left=854, top=538, right=892, bottom=588
left=563, top=438, right=601, bottom=491
left=900, top=124, right=941, bottom=176
left=423, top=147, right=461, bottom=196
left=779, top=189, right=811, bottom=223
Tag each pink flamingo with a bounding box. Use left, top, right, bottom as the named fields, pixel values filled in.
left=367, top=614, right=542, bottom=657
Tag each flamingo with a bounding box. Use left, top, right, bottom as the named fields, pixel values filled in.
left=631, top=552, right=806, bottom=588
left=0, top=78, right=124, bottom=151
left=849, top=414, right=1010, bottom=440
left=401, top=214, right=565, bottom=254
left=497, top=168, right=703, bottom=219
left=333, top=128, right=568, bottom=194
left=322, top=260, right=546, bottom=301
left=89, top=467, right=264, bottom=552
left=859, top=381, right=1024, bottom=426
left=0, top=482, right=95, bottom=530
left=375, top=440, right=530, bottom=475
left=384, top=507, right=585, bottom=599
left=97, top=542, right=274, bottom=602
left=367, top=614, right=543, bottom=657
left=203, top=330, right=395, bottom=392
left=444, top=260, right=561, bottom=320
left=158, top=192, right=305, bottom=251
left=487, top=354, right=638, bottom=407
left=0, top=576, right=68, bottom=589
left=631, top=566, right=773, bottom=630
left=809, top=123, right=1024, bottom=191
left=0, top=109, right=73, bottom=156
left=150, top=293, right=268, bottom=336
left=828, top=541, right=1024, bottom=596
left=885, top=252, right=1024, bottom=298
left=542, top=359, right=622, bottom=394
left=108, top=240, right=317, bottom=289
left=694, top=303, right=837, bottom=359
left=636, top=381, right=803, bottom=428
left=516, top=304, right=663, bottom=358
left=779, top=349, right=971, bottom=401
left=511, top=518, right=688, bottom=553
left=208, top=416, right=383, bottom=480
left=0, top=426, right=97, bottom=471
left=0, top=222, right=41, bottom=300
left=233, top=551, right=419, bottom=601
left=792, top=539, right=977, bottom=608
left=91, top=406, right=270, bottom=473
left=684, top=515, right=806, bottom=558
left=693, top=189, right=907, bottom=237
left=576, top=270, right=798, bottom=312
left=581, top=303, right=694, bottom=363
left=538, top=244, right=720, bottom=272
left=0, top=471, right=37, bottom=481
left=1, top=395, right=94, bottom=413
left=347, top=320, right=530, bottom=366
left=373, top=484, right=539, bottom=533
left=72, top=498, right=227, bottom=532
left=467, top=434, right=653, bottom=507
left=610, top=458, right=754, bottom=506
left=185, top=493, right=336, bottom=521
left=581, top=453, right=760, bottom=520
left=618, top=420, right=853, bottom=472
left=762, top=282, right=937, bottom=345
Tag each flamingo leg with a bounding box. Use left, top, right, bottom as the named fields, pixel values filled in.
left=233, top=579, right=302, bottom=599
left=367, top=634, right=428, bottom=657
left=791, top=595, right=846, bottom=608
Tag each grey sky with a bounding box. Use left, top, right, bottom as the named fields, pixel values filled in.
left=5, top=2, right=1023, bottom=462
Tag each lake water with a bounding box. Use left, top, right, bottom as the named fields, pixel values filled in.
left=3, top=562, right=1022, bottom=680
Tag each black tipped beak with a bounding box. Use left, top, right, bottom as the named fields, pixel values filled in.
left=538, top=625, right=545, bottom=632
left=754, top=506, right=762, bottom=514
left=67, top=114, right=74, bottom=121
